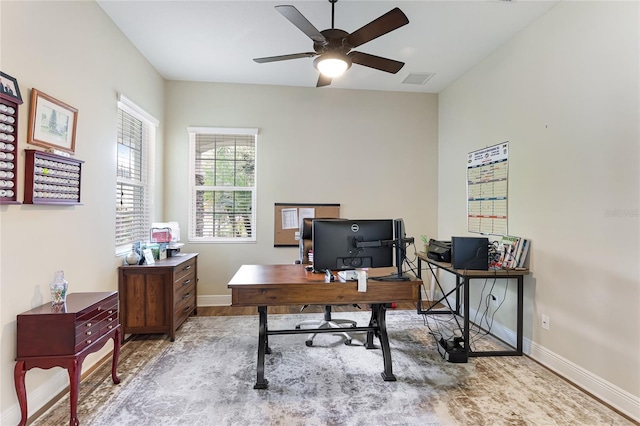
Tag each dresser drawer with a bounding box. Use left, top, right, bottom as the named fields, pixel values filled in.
left=175, top=282, right=195, bottom=309
left=174, top=292, right=196, bottom=329
left=173, top=258, right=196, bottom=283
left=75, top=321, right=101, bottom=352
left=100, top=309, right=119, bottom=336
left=173, top=270, right=195, bottom=293
left=76, top=294, right=118, bottom=322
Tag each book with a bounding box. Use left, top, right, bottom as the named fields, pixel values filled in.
left=499, top=235, right=520, bottom=268
left=516, top=239, right=530, bottom=268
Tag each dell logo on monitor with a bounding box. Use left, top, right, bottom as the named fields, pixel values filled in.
left=351, top=224, right=360, bottom=232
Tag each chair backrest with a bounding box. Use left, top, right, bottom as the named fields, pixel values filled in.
left=299, top=217, right=314, bottom=264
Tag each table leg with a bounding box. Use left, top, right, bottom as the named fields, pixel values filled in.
left=517, top=276, right=524, bottom=355
left=111, top=329, right=122, bottom=384
left=375, top=304, right=397, bottom=381
left=365, top=306, right=378, bottom=349
left=463, top=278, right=470, bottom=354
left=14, top=361, right=27, bottom=426
left=254, top=306, right=269, bottom=389
left=68, top=358, right=81, bottom=426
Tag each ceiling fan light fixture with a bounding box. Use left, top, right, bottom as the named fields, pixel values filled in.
left=314, top=53, right=352, bottom=77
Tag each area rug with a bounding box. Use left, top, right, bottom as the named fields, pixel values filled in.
left=33, top=310, right=633, bottom=426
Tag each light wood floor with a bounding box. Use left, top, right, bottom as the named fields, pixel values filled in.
left=197, top=302, right=419, bottom=316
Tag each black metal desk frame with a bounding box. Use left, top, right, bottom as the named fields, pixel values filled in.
left=417, top=254, right=526, bottom=357
left=254, top=303, right=395, bottom=389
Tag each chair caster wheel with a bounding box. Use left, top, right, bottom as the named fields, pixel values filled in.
left=305, top=340, right=313, bottom=347
left=295, top=325, right=301, bottom=330
left=345, top=339, right=352, bottom=346
left=350, top=324, right=357, bottom=328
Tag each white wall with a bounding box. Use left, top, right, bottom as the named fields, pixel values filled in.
left=438, top=0, right=639, bottom=419
left=164, top=81, right=439, bottom=300
left=0, top=1, right=165, bottom=423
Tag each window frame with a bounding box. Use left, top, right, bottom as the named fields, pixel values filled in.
left=188, top=127, right=258, bottom=243
left=115, top=94, right=158, bottom=255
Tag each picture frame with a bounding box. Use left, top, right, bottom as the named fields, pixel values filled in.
left=0, top=71, right=22, bottom=103
left=27, top=89, right=78, bottom=154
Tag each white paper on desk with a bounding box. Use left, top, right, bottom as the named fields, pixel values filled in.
left=357, top=270, right=367, bottom=292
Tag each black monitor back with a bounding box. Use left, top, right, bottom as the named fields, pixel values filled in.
left=451, top=236, right=489, bottom=270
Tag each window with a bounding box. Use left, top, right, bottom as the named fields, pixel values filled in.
left=115, top=95, right=157, bottom=253
left=188, top=127, right=257, bottom=242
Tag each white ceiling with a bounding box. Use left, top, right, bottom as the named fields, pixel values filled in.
left=97, top=0, right=560, bottom=93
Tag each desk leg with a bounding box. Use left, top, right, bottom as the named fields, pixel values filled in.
left=517, top=276, right=524, bottom=355
left=463, top=278, right=470, bottom=355
left=375, top=304, right=396, bottom=381
left=365, top=306, right=378, bottom=349
left=14, top=361, right=27, bottom=426
left=254, top=306, right=269, bottom=389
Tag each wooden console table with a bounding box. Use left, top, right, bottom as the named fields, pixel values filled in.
left=14, top=292, right=120, bottom=426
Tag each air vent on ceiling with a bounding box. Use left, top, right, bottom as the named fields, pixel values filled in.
left=402, top=73, right=435, bottom=85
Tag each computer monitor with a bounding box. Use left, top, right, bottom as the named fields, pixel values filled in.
left=312, top=219, right=394, bottom=272
left=451, top=236, right=489, bottom=270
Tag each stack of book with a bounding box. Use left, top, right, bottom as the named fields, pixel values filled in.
left=498, top=235, right=530, bottom=269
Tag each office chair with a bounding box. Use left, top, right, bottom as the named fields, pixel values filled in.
left=295, top=217, right=358, bottom=346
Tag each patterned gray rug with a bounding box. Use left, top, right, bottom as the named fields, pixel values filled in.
left=34, top=310, right=632, bottom=425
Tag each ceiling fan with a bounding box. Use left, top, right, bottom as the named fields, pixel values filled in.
left=253, top=0, right=409, bottom=87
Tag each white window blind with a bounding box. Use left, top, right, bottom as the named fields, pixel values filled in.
left=188, top=127, right=257, bottom=242
left=115, top=95, right=157, bottom=253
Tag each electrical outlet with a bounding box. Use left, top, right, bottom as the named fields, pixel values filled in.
left=541, top=315, right=550, bottom=330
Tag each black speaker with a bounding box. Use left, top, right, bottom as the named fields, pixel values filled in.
left=451, top=236, right=489, bottom=270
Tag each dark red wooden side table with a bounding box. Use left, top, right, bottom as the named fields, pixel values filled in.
left=14, top=292, right=121, bottom=426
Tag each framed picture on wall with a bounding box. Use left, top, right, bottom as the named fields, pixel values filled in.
left=0, top=71, right=22, bottom=103
left=27, top=89, right=78, bottom=154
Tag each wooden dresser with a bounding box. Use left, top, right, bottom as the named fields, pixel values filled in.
left=15, top=292, right=120, bottom=426
left=118, top=253, right=198, bottom=342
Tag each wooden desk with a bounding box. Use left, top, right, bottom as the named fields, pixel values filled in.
left=417, top=253, right=529, bottom=357
left=228, top=264, right=421, bottom=389
left=14, top=292, right=120, bottom=426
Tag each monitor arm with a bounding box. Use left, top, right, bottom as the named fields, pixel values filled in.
left=355, top=237, right=414, bottom=249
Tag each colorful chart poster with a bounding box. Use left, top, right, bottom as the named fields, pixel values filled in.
left=467, top=142, right=509, bottom=235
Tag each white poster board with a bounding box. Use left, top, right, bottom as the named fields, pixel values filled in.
left=467, top=142, right=509, bottom=235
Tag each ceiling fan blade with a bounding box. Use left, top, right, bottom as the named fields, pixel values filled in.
left=348, top=51, right=405, bottom=74
left=346, top=8, right=409, bottom=48
left=275, top=5, right=326, bottom=44
left=317, top=74, right=332, bottom=87
left=253, top=52, right=317, bottom=63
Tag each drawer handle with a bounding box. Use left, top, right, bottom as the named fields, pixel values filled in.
left=108, top=325, right=113, bottom=330
left=86, top=323, right=92, bottom=327
left=108, top=310, right=114, bottom=314
left=108, top=317, right=114, bottom=321
left=86, top=331, right=92, bottom=336
left=183, top=265, right=192, bottom=271
left=182, top=279, right=192, bottom=286
left=86, top=339, right=92, bottom=344
left=182, top=292, right=191, bottom=300
left=182, top=306, right=191, bottom=313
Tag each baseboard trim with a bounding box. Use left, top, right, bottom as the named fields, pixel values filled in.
left=529, top=340, right=640, bottom=422
left=198, top=294, right=231, bottom=306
